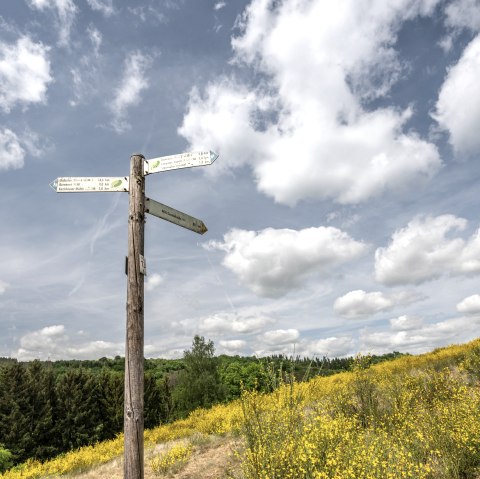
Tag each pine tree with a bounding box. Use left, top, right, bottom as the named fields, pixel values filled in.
left=54, top=369, right=101, bottom=451
left=0, top=364, right=30, bottom=463
left=24, top=361, right=57, bottom=460
left=96, top=370, right=124, bottom=440
left=144, top=373, right=174, bottom=428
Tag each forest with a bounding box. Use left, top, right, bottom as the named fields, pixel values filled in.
left=0, top=335, right=405, bottom=469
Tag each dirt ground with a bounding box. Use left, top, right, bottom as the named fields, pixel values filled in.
left=66, top=436, right=242, bottom=479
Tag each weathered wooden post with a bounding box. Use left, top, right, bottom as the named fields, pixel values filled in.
left=124, top=153, right=145, bottom=479
left=50, top=149, right=217, bottom=479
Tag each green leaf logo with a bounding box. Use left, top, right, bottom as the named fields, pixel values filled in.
left=111, top=179, right=123, bottom=188
left=152, top=160, right=160, bottom=169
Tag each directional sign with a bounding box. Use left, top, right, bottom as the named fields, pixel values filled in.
left=145, top=198, right=207, bottom=235
left=144, top=150, right=218, bottom=175
left=50, top=177, right=129, bottom=193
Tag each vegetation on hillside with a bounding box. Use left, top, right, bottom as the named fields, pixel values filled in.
left=1, top=338, right=480, bottom=478
left=0, top=335, right=403, bottom=469
left=238, top=352, right=480, bottom=479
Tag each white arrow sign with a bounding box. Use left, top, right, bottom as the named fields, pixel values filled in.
left=144, top=150, right=218, bottom=175
left=145, top=198, right=207, bottom=235
left=50, top=177, right=129, bottom=193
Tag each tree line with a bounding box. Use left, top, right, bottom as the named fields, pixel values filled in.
left=0, top=361, right=171, bottom=467
left=0, top=336, right=405, bottom=470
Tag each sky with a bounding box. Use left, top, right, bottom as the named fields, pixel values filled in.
left=1, top=0, right=480, bottom=361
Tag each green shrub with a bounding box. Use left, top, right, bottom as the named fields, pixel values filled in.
left=0, top=447, right=12, bottom=473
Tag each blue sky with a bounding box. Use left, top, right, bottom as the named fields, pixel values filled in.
left=1, top=0, right=480, bottom=360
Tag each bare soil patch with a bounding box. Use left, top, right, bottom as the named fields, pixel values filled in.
left=66, top=436, right=241, bottom=479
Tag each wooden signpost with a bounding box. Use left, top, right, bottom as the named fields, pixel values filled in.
left=51, top=150, right=217, bottom=479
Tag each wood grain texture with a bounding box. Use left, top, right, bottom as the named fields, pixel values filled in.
left=124, top=154, right=145, bottom=479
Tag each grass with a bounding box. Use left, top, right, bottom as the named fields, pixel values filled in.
left=149, top=441, right=193, bottom=476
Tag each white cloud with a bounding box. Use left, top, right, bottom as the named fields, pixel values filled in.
left=438, top=35, right=454, bottom=53
left=69, top=26, right=104, bottom=106
left=21, top=129, right=49, bottom=158
left=128, top=6, right=168, bottom=24
left=0, top=129, right=25, bottom=171
left=334, top=290, right=393, bottom=318
left=263, top=328, right=299, bottom=345
left=214, top=1, right=226, bottom=10
left=110, top=52, right=152, bottom=133
left=0, top=280, right=8, bottom=294
left=87, top=25, right=102, bottom=56
left=0, top=128, right=46, bottom=171
left=0, top=37, right=52, bottom=112
left=219, top=339, right=246, bottom=351
left=457, top=294, right=480, bottom=314
left=375, top=215, right=480, bottom=285
left=14, top=324, right=122, bottom=360
left=333, top=290, right=420, bottom=318
left=444, top=0, right=480, bottom=32
left=195, top=311, right=275, bottom=334
left=146, top=273, right=163, bottom=292
left=86, top=0, right=115, bottom=16
left=27, top=0, right=77, bottom=46
left=433, top=34, right=480, bottom=156
left=206, top=226, right=367, bottom=297
left=179, top=0, right=441, bottom=206
left=361, top=314, right=480, bottom=354
left=179, top=82, right=272, bottom=174
left=22, top=324, right=66, bottom=348
left=301, top=336, right=355, bottom=358
left=389, top=314, right=424, bottom=330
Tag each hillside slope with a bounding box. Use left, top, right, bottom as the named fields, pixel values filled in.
left=2, top=338, right=480, bottom=479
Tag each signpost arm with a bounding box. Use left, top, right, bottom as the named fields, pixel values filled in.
left=124, top=154, right=145, bottom=479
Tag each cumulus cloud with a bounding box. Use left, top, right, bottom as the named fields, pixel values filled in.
left=375, top=215, right=480, bottom=285
left=333, top=290, right=421, bottom=318
left=361, top=314, right=480, bottom=354
left=179, top=0, right=441, bottom=206
left=196, top=311, right=275, bottom=334
left=263, top=328, right=299, bottom=345
left=146, top=273, right=164, bottom=292
left=14, top=324, right=122, bottom=360
left=86, top=0, right=115, bottom=16
left=0, top=128, right=47, bottom=171
left=27, top=0, right=77, bottom=46
left=433, top=35, right=480, bottom=156
left=179, top=82, right=272, bottom=175
left=301, top=336, right=355, bottom=358
left=457, top=294, right=480, bottom=314
left=219, top=339, right=246, bottom=351
left=389, top=314, right=424, bottom=330
left=206, top=226, right=367, bottom=297
left=0, top=36, right=52, bottom=112
left=110, top=52, right=152, bottom=132
left=0, top=129, right=25, bottom=171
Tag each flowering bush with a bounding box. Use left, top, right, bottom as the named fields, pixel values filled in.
left=238, top=342, right=480, bottom=479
